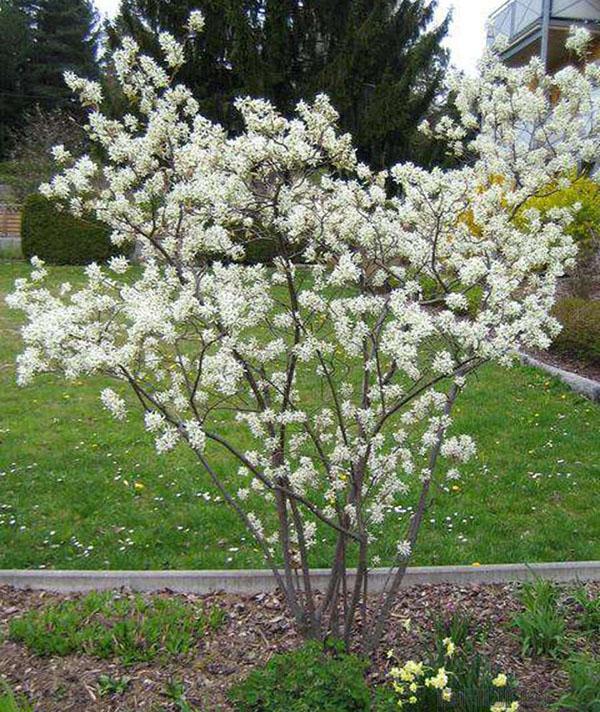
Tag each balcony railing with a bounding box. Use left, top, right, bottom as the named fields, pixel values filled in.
left=487, top=0, right=600, bottom=47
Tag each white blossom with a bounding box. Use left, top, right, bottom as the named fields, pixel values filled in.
left=100, top=388, right=127, bottom=420
left=8, top=25, right=596, bottom=647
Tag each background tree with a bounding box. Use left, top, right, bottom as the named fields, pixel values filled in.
left=27, top=0, right=100, bottom=109
left=108, top=0, right=263, bottom=130
left=0, top=0, right=99, bottom=164
left=303, top=0, right=451, bottom=168
left=3, top=108, right=87, bottom=199
left=108, top=0, right=450, bottom=167
left=0, top=0, right=34, bottom=158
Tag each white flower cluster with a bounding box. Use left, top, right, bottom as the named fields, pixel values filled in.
left=8, top=23, right=598, bottom=639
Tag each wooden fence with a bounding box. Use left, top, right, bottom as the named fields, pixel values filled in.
left=0, top=204, right=21, bottom=239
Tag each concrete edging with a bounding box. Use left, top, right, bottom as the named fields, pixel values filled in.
left=519, top=351, right=600, bottom=402
left=1, top=561, right=599, bottom=595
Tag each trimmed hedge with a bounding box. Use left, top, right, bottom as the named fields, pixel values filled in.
left=552, top=297, right=600, bottom=365
left=21, top=194, right=120, bottom=265
left=242, top=237, right=280, bottom=265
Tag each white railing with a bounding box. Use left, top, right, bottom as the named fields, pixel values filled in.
left=487, top=0, right=600, bottom=46
left=487, top=0, right=543, bottom=45
left=553, top=0, right=600, bottom=21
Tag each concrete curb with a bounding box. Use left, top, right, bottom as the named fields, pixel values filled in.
left=1, top=562, right=599, bottom=595
left=519, top=351, right=600, bottom=402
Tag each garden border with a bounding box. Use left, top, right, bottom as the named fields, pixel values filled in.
left=519, top=351, right=600, bottom=402
left=1, top=561, right=599, bottom=595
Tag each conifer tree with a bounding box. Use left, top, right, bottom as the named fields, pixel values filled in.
left=109, top=0, right=263, bottom=129
left=0, top=0, right=34, bottom=157
left=111, top=0, right=452, bottom=167
left=28, top=0, right=99, bottom=109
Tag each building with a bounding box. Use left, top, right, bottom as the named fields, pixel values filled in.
left=487, top=0, right=600, bottom=71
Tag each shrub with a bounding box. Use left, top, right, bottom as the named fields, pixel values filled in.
left=228, top=641, right=372, bottom=711
left=553, top=654, right=600, bottom=711
left=551, top=298, right=600, bottom=365
left=242, top=237, right=280, bottom=265
left=21, top=194, right=121, bottom=265
left=525, top=177, right=600, bottom=298
left=526, top=176, right=600, bottom=246
left=512, top=579, right=566, bottom=658
left=9, top=591, right=224, bottom=665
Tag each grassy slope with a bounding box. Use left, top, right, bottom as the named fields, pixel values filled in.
left=0, top=261, right=598, bottom=570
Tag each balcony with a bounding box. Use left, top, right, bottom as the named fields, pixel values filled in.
left=487, top=0, right=600, bottom=69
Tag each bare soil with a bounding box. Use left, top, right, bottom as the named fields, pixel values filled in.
left=1, top=582, right=598, bottom=711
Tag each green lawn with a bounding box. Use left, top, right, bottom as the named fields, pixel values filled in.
left=0, top=260, right=599, bottom=570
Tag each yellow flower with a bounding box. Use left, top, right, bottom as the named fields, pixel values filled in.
left=492, top=673, right=508, bottom=688
left=425, top=667, right=448, bottom=690
left=442, top=637, right=455, bottom=657
left=408, top=696, right=417, bottom=704
left=134, top=481, right=145, bottom=491
left=409, top=683, right=418, bottom=693
left=442, top=688, right=452, bottom=702
left=472, top=562, right=481, bottom=567
left=402, top=618, right=412, bottom=632
left=403, top=660, right=423, bottom=676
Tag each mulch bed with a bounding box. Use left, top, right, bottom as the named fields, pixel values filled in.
left=1, top=582, right=598, bottom=711
left=525, top=346, right=600, bottom=383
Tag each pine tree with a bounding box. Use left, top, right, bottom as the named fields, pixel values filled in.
left=108, top=0, right=450, bottom=167
left=303, top=0, right=450, bottom=168
left=0, top=0, right=34, bottom=157
left=28, top=0, right=99, bottom=109
left=108, top=0, right=263, bottom=129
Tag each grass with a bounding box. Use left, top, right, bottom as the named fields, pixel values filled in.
left=0, top=260, right=599, bottom=570
left=0, top=682, right=33, bottom=712
left=8, top=590, right=224, bottom=664
left=512, top=579, right=566, bottom=657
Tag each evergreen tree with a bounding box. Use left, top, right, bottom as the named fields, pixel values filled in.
left=109, top=0, right=451, bottom=168
left=108, top=0, right=263, bottom=129
left=308, top=0, right=450, bottom=168
left=0, top=0, right=34, bottom=158
left=0, top=0, right=99, bottom=161
left=28, top=0, right=99, bottom=109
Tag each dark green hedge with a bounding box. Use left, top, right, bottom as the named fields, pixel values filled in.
left=552, top=297, right=600, bottom=365
left=242, top=237, right=280, bottom=264
left=21, top=194, right=120, bottom=265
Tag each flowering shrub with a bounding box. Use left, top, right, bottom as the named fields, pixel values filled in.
left=7, top=16, right=600, bottom=651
